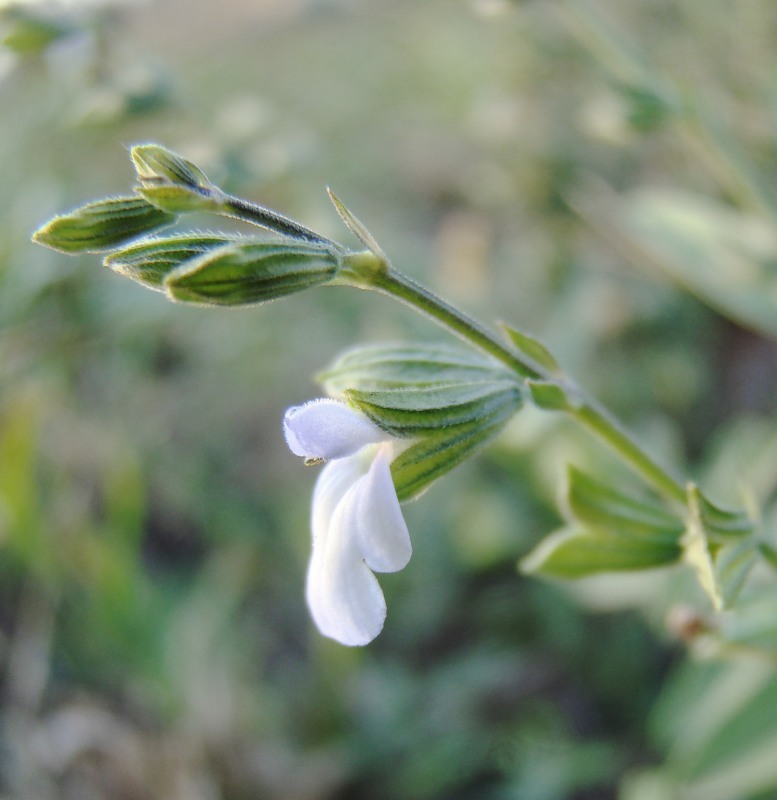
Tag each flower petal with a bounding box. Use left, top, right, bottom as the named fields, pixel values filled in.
left=306, top=477, right=386, bottom=646
left=284, top=399, right=388, bottom=460
left=356, top=445, right=412, bottom=573
left=310, top=457, right=363, bottom=548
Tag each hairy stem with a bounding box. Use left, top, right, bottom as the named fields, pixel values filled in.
left=349, top=258, right=687, bottom=508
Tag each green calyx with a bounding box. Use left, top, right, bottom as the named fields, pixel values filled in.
left=32, top=196, right=176, bottom=254
left=321, top=343, right=524, bottom=500
left=104, top=233, right=243, bottom=290
left=164, top=239, right=342, bottom=306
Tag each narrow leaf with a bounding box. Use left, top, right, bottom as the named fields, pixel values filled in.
left=521, top=525, right=682, bottom=579
left=566, top=466, right=684, bottom=540
left=527, top=379, right=577, bottom=411
left=327, top=188, right=388, bottom=262
left=501, top=322, right=559, bottom=376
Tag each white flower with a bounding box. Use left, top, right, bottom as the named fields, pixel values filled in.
left=283, top=399, right=412, bottom=646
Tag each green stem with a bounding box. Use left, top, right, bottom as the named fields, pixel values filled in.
left=365, top=265, right=542, bottom=378
left=221, top=195, right=339, bottom=247
left=572, top=401, right=687, bottom=506
left=353, top=259, right=687, bottom=508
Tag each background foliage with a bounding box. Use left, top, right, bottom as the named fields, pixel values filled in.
left=2, top=0, right=777, bottom=798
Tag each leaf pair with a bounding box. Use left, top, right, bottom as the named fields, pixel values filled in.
left=523, top=467, right=760, bottom=612
left=522, top=467, right=685, bottom=578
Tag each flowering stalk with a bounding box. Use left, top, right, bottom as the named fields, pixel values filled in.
left=32, top=143, right=760, bottom=617
left=338, top=250, right=688, bottom=509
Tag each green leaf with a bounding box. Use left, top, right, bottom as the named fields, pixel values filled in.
left=500, top=322, right=559, bottom=377
left=320, top=343, right=509, bottom=394
left=347, top=380, right=522, bottom=436
left=583, top=184, right=777, bottom=339
left=566, top=466, right=684, bottom=540
left=1, top=8, right=73, bottom=54
left=527, top=379, right=577, bottom=411
left=390, top=406, right=515, bottom=501
left=104, top=233, right=243, bottom=291
left=32, top=196, right=176, bottom=254
left=682, top=484, right=759, bottom=611
left=327, top=188, right=389, bottom=263
left=164, top=239, right=341, bottom=306
left=521, top=525, right=682, bottom=579
left=687, top=484, right=753, bottom=541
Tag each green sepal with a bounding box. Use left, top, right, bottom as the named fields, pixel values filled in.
left=320, top=343, right=509, bottom=395
left=136, top=185, right=222, bottom=215
left=104, top=233, right=242, bottom=291
left=566, top=466, right=684, bottom=540
left=164, top=239, right=341, bottom=306
left=390, top=405, right=515, bottom=502
left=131, top=144, right=222, bottom=214
left=346, top=380, right=522, bottom=436
left=527, top=379, right=577, bottom=411
left=131, top=143, right=211, bottom=191
left=521, top=525, right=683, bottom=579
left=327, top=188, right=388, bottom=263
left=500, top=322, right=559, bottom=377
left=32, top=196, right=176, bottom=254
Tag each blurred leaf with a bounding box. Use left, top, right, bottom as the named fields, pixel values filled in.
left=652, top=657, right=777, bottom=799
left=579, top=184, right=777, bottom=339
left=682, top=485, right=758, bottom=611
left=500, top=322, right=559, bottom=377
left=565, top=466, right=684, bottom=539
left=0, top=396, right=45, bottom=567
left=1, top=7, right=73, bottom=54
left=521, top=525, right=682, bottom=578
left=526, top=379, right=577, bottom=411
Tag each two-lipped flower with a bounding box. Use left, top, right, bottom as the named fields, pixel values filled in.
left=283, top=399, right=411, bottom=646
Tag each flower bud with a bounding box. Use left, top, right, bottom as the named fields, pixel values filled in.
left=164, top=239, right=342, bottom=306
left=131, top=144, right=211, bottom=191
left=32, top=196, right=176, bottom=254
left=104, top=233, right=240, bottom=290
left=131, top=144, right=222, bottom=214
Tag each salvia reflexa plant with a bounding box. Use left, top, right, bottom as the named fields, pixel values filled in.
left=33, top=143, right=773, bottom=646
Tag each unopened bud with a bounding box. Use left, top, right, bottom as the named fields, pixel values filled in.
left=165, top=239, right=342, bottom=306
left=32, top=196, right=176, bottom=254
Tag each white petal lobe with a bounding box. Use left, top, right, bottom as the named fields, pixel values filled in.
left=306, top=480, right=387, bottom=646
left=284, top=399, right=387, bottom=460
left=357, top=445, right=412, bottom=573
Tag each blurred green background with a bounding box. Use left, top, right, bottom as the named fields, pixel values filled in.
left=3, top=1, right=777, bottom=798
